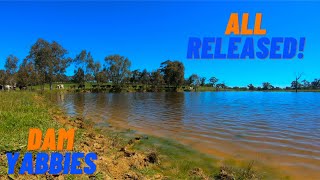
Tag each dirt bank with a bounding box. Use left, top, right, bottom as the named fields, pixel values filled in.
left=54, top=114, right=166, bottom=180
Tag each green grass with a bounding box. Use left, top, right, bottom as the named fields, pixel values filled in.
left=197, top=86, right=217, bottom=91
left=0, top=91, right=61, bottom=153
left=0, top=91, right=62, bottom=176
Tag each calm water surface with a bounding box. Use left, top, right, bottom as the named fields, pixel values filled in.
left=55, top=92, right=320, bottom=179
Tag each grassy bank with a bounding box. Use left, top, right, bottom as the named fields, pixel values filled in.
left=0, top=91, right=289, bottom=179
left=0, top=92, right=62, bottom=153
left=0, top=91, right=61, bottom=177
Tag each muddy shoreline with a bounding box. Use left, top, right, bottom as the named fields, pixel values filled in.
left=48, top=111, right=247, bottom=179
left=54, top=114, right=165, bottom=179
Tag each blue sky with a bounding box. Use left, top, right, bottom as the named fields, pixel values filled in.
left=0, top=1, right=319, bottom=87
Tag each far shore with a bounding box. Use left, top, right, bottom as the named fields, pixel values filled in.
left=2, top=82, right=320, bottom=93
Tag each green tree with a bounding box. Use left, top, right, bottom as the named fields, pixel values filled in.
left=104, top=55, right=131, bottom=87
left=73, top=50, right=94, bottom=85
left=139, top=69, right=150, bottom=85
left=87, top=59, right=102, bottom=83
left=73, top=68, right=85, bottom=86
left=216, top=83, right=226, bottom=90
left=188, top=74, right=201, bottom=88
left=200, top=77, right=206, bottom=86
left=301, top=80, right=310, bottom=89
left=160, top=60, right=184, bottom=87
left=247, top=84, right=255, bottom=91
left=262, top=82, right=273, bottom=90
left=96, top=68, right=108, bottom=84
left=0, top=70, right=6, bottom=86
left=130, top=69, right=141, bottom=84
left=5, top=55, right=19, bottom=85
left=209, top=77, right=219, bottom=87
left=16, top=59, right=38, bottom=87
left=27, top=39, right=71, bottom=90
left=5, top=55, right=18, bottom=75
left=311, top=79, right=320, bottom=89
left=150, top=70, right=164, bottom=87
left=55, top=74, right=69, bottom=83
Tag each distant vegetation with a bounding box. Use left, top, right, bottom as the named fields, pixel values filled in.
left=0, top=38, right=320, bottom=92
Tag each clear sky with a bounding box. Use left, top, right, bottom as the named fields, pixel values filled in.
left=0, top=1, right=319, bottom=87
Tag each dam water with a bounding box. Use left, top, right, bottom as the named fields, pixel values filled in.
left=55, top=92, right=320, bottom=179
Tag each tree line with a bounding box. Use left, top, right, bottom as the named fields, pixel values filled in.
left=0, top=39, right=187, bottom=91
left=0, top=38, right=320, bottom=92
